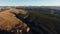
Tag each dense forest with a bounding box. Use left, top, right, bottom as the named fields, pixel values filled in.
left=27, top=11, right=60, bottom=34
left=16, top=7, right=60, bottom=34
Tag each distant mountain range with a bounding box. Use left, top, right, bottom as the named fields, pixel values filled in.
left=0, top=6, right=60, bottom=14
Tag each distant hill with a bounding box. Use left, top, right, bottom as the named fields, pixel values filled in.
left=16, top=6, right=60, bottom=14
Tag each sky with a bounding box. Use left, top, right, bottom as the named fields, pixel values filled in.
left=0, top=0, right=60, bottom=6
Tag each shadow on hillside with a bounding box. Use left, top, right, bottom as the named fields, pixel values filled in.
left=0, top=30, right=15, bottom=34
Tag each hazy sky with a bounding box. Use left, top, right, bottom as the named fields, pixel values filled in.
left=0, top=0, right=60, bottom=6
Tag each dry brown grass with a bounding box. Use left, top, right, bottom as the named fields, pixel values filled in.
left=0, top=8, right=30, bottom=32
